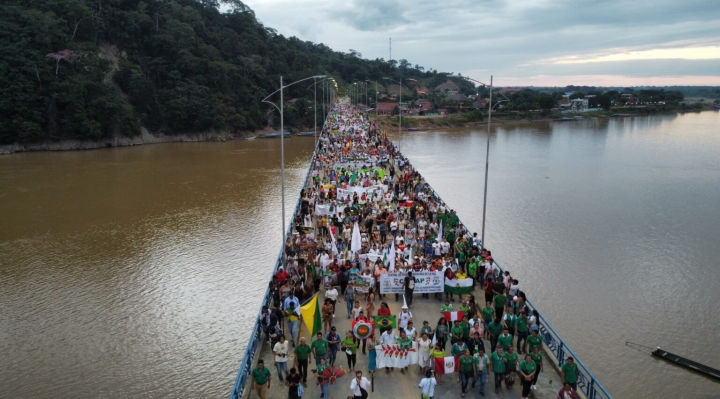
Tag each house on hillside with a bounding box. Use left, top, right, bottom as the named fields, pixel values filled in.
left=472, top=99, right=488, bottom=109
left=416, top=99, right=433, bottom=111
left=447, top=93, right=470, bottom=107
left=376, top=102, right=397, bottom=116
left=435, top=80, right=461, bottom=95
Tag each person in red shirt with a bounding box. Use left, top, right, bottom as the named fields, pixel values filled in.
left=377, top=302, right=392, bottom=316
left=276, top=267, right=289, bottom=285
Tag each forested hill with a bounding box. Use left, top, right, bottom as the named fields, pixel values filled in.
left=0, top=0, right=432, bottom=144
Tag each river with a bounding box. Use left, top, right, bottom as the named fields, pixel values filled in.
left=1, top=111, right=719, bottom=399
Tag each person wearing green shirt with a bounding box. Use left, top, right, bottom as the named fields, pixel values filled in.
left=311, top=332, right=329, bottom=365
left=458, top=348, right=475, bottom=397
left=450, top=320, right=464, bottom=344
left=503, top=346, right=519, bottom=389
left=516, top=313, right=529, bottom=354
left=489, top=347, right=506, bottom=394
left=482, top=303, right=494, bottom=337
left=435, top=318, right=449, bottom=351
left=420, top=321, right=434, bottom=340
left=396, top=331, right=413, bottom=374
left=497, top=328, right=513, bottom=351
left=561, top=357, right=579, bottom=390
left=468, top=259, right=478, bottom=285
left=341, top=330, right=358, bottom=370
left=487, top=319, right=503, bottom=353
left=459, top=316, right=471, bottom=341
left=317, top=357, right=329, bottom=399
left=250, top=359, right=272, bottom=399
left=451, top=339, right=468, bottom=358
left=440, top=299, right=453, bottom=313
left=493, top=293, right=507, bottom=320
left=530, top=347, right=543, bottom=390
left=518, top=354, right=537, bottom=399
left=526, top=330, right=542, bottom=355
left=503, top=308, right=517, bottom=337
left=293, top=337, right=311, bottom=385
left=458, top=302, right=470, bottom=314
left=472, top=348, right=489, bottom=395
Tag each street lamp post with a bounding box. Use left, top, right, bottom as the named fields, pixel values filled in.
left=382, top=77, right=410, bottom=151
left=449, top=73, right=509, bottom=251
left=308, top=78, right=333, bottom=146
left=262, top=74, right=326, bottom=262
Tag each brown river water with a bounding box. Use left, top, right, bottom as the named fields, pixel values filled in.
left=1, top=111, right=719, bottom=398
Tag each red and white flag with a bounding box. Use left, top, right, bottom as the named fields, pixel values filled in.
left=443, top=311, right=465, bottom=322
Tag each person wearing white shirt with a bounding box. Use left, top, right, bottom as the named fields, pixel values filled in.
left=440, top=238, right=450, bottom=255
left=349, top=371, right=372, bottom=398
left=398, top=306, right=413, bottom=331
left=432, top=241, right=441, bottom=258
left=379, top=328, right=397, bottom=373
left=273, top=335, right=290, bottom=382
left=418, top=370, right=438, bottom=399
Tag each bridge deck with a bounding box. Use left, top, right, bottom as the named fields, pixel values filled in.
left=247, top=295, right=564, bottom=399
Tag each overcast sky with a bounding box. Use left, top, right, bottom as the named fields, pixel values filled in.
left=239, top=0, right=720, bottom=87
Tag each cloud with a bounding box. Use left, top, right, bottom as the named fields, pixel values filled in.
left=331, top=0, right=412, bottom=32
left=240, top=0, right=720, bottom=86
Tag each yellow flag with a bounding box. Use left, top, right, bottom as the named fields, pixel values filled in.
left=300, top=293, right=322, bottom=338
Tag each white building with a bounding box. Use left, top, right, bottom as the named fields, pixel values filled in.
left=570, top=98, right=589, bottom=112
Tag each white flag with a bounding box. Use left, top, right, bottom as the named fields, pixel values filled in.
left=438, top=219, right=443, bottom=242
left=328, top=223, right=339, bottom=255
left=351, top=222, right=362, bottom=253
left=388, top=239, right=396, bottom=271
left=443, top=356, right=456, bottom=374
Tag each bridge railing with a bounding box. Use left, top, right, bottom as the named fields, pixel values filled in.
left=228, top=130, right=324, bottom=399
left=416, top=159, right=613, bottom=399
left=493, top=261, right=613, bottom=399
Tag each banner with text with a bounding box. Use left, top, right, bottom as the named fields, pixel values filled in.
left=379, top=271, right=444, bottom=294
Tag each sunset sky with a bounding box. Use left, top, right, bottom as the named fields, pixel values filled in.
left=239, top=0, right=720, bottom=87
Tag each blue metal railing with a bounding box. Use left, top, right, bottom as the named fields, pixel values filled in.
left=412, top=156, right=613, bottom=399
left=228, top=124, right=325, bottom=399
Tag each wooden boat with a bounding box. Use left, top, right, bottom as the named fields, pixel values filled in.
left=245, top=135, right=257, bottom=140
left=652, top=348, right=720, bottom=381
left=259, top=131, right=291, bottom=138
left=295, top=131, right=315, bottom=136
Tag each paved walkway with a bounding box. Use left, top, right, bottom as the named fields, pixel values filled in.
left=249, top=292, right=563, bottom=399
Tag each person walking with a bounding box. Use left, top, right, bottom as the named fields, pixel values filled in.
left=435, top=317, right=449, bottom=351
left=345, top=286, right=356, bottom=319
left=316, top=357, right=329, bottom=399
left=380, top=328, right=396, bottom=374
left=349, top=370, right=372, bottom=399
left=429, top=343, right=445, bottom=384
left=325, top=285, right=339, bottom=317
left=488, top=346, right=506, bottom=394
left=418, top=370, right=438, bottom=399
left=293, top=337, right=310, bottom=387
left=342, top=330, right=359, bottom=370
left=273, top=335, right=289, bottom=382
left=249, top=359, right=271, bottom=399
left=561, top=357, right=579, bottom=391
left=321, top=299, right=334, bottom=335
left=326, top=326, right=341, bottom=366
left=458, top=348, right=475, bottom=397
left=530, top=346, right=544, bottom=390
left=417, top=332, right=432, bottom=376
left=311, top=332, right=329, bottom=365
left=472, top=347, right=489, bottom=396
left=403, top=271, right=415, bottom=307
left=367, top=334, right=377, bottom=375
left=518, top=354, right=537, bottom=399
left=285, top=367, right=302, bottom=399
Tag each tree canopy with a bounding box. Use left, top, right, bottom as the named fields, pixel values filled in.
left=0, top=0, right=434, bottom=144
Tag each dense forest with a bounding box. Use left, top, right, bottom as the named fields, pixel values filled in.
left=0, top=0, right=436, bottom=144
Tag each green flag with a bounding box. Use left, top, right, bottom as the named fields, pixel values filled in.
left=374, top=315, right=397, bottom=330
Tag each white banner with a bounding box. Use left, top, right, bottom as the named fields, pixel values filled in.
left=443, top=356, right=456, bottom=374
left=375, top=343, right=419, bottom=369
left=315, top=204, right=336, bottom=216
left=379, top=271, right=444, bottom=294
